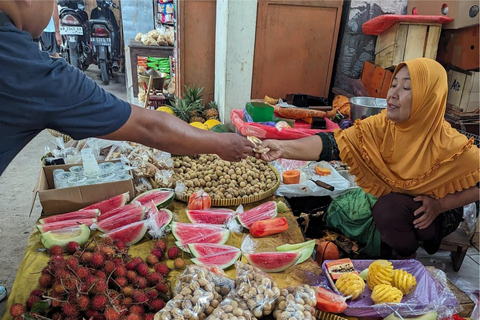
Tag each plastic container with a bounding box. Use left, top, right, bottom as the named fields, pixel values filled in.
left=81, top=148, right=100, bottom=178
left=245, top=102, right=274, bottom=122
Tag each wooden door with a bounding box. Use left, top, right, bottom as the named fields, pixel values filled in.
left=252, top=0, right=343, bottom=99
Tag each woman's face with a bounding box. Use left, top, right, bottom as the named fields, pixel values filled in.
left=386, top=66, right=412, bottom=124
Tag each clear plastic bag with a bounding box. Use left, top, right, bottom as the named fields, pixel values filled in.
left=273, top=284, right=317, bottom=320
left=461, top=202, right=477, bottom=236
left=205, top=291, right=258, bottom=320
left=234, top=261, right=281, bottom=317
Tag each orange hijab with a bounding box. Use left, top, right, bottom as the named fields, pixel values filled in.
left=335, top=58, right=479, bottom=199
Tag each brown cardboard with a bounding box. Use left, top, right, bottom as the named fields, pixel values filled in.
left=437, top=25, right=480, bottom=70
left=407, top=0, right=480, bottom=30
left=447, top=70, right=479, bottom=113
left=35, top=164, right=135, bottom=216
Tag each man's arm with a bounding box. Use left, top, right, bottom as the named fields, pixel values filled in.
left=99, top=104, right=254, bottom=161
left=53, top=0, right=61, bottom=46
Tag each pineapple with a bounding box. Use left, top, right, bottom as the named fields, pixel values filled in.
left=190, top=116, right=206, bottom=123
left=170, top=97, right=202, bottom=122
left=183, top=86, right=204, bottom=105
left=204, top=100, right=219, bottom=120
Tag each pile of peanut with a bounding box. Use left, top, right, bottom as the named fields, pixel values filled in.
left=273, top=284, right=317, bottom=320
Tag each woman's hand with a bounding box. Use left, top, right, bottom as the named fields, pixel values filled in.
left=255, top=139, right=282, bottom=162
left=413, top=196, right=444, bottom=229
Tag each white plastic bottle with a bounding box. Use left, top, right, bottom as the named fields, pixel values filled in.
left=81, top=148, right=100, bottom=178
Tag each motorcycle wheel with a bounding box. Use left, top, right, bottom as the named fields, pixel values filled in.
left=100, top=61, right=109, bottom=85
left=69, top=48, right=81, bottom=70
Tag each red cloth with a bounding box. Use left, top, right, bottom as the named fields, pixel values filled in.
left=362, top=14, right=454, bottom=36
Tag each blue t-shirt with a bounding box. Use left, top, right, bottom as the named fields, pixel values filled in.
left=0, top=16, right=131, bottom=175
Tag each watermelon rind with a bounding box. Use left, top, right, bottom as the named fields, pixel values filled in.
left=243, top=251, right=301, bottom=272
left=276, top=239, right=316, bottom=252
left=171, top=222, right=225, bottom=242
left=186, top=208, right=235, bottom=224
left=132, top=188, right=174, bottom=208
left=38, top=218, right=97, bottom=233
left=175, top=229, right=230, bottom=249
left=104, top=221, right=147, bottom=246
left=98, top=203, right=143, bottom=222
left=40, top=224, right=91, bottom=249
left=191, top=250, right=241, bottom=270
left=237, top=201, right=278, bottom=229
left=81, top=192, right=129, bottom=214
left=95, top=209, right=146, bottom=233
left=187, top=243, right=240, bottom=258
left=39, top=209, right=100, bottom=224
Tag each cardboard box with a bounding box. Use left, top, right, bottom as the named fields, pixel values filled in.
left=437, top=25, right=479, bottom=71
left=361, top=61, right=393, bottom=98
left=447, top=70, right=479, bottom=113
left=407, top=0, right=480, bottom=30
left=375, top=22, right=442, bottom=69
left=34, top=164, right=135, bottom=216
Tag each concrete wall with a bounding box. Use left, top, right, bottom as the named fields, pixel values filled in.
left=333, top=0, right=407, bottom=94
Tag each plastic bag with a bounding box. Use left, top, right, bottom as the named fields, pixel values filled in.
left=461, top=202, right=477, bottom=236
left=234, top=261, right=281, bottom=317
left=145, top=200, right=172, bottom=239
left=205, top=291, right=259, bottom=320
left=273, top=284, right=317, bottom=319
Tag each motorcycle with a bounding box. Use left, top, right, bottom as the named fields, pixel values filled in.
left=58, top=0, right=92, bottom=70
left=89, top=0, right=121, bottom=85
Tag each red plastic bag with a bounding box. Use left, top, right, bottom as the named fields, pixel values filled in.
left=362, top=14, right=453, bottom=36
left=231, top=109, right=339, bottom=140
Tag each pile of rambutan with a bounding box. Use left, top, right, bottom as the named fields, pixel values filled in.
left=10, top=238, right=171, bottom=319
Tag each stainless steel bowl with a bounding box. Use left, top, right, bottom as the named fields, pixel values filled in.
left=350, top=97, right=387, bottom=120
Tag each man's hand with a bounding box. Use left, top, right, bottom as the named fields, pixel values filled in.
left=216, top=133, right=255, bottom=162
left=255, top=139, right=282, bottom=162
left=55, top=31, right=62, bottom=46
left=413, top=196, right=444, bottom=229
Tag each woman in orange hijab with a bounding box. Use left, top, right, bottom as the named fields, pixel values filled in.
left=258, top=58, right=479, bottom=258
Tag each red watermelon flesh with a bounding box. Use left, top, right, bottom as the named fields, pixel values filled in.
left=186, top=208, right=236, bottom=224
left=81, top=192, right=129, bottom=214
left=96, top=209, right=146, bottom=232
left=171, top=222, right=225, bottom=242
left=149, top=209, right=173, bottom=229
left=191, top=250, right=241, bottom=269
left=237, top=201, right=277, bottom=229
left=38, top=218, right=97, bottom=233
left=39, top=209, right=99, bottom=224
left=132, top=188, right=174, bottom=208
left=98, top=203, right=143, bottom=222
left=187, top=243, right=239, bottom=258
left=243, top=251, right=301, bottom=273
left=175, top=229, right=230, bottom=248
left=104, top=221, right=147, bottom=246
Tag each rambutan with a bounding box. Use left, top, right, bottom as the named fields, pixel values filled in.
left=65, top=256, right=79, bottom=270
left=54, top=268, right=70, bottom=280
left=126, top=313, right=143, bottom=320
left=85, top=275, right=97, bottom=288
left=150, top=299, right=166, bottom=311
left=94, top=278, right=108, bottom=293
left=112, top=257, right=124, bottom=267
left=99, top=245, right=116, bottom=257
left=126, top=270, right=137, bottom=282
left=146, top=254, right=159, bottom=266
left=129, top=304, right=145, bottom=314
left=52, top=312, right=62, bottom=320
left=115, top=276, right=128, bottom=288
left=154, top=240, right=166, bottom=252
left=146, top=289, right=158, bottom=300
left=29, top=289, right=44, bottom=297
left=136, top=263, right=150, bottom=277
left=151, top=249, right=163, bottom=260
left=133, top=291, right=149, bottom=304
left=66, top=241, right=80, bottom=254
left=76, top=266, right=90, bottom=280
left=146, top=272, right=162, bottom=286
left=53, top=282, right=66, bottom=294
left=122, top=297, right=134, bottom=305
left=41, top=266, right=52, bottom=275
left=114, top=265, right=127, bottom=278
left=104, top=260, right=116, bottom=275
left=144, top=313, right=155, bottom=320
left=115, top=239, right=127, bottom=251
left=96, top=270, right=107, bottom=279
left=85, top=308, right=101, bottom=319
left=121, top=285, right=134, bottom=297
left=63, top=277, right=78, bottom=291
left=125, top=261, right=137, bottom=270
left=92, top=294, right=107, bottom=310
left=155, top=282, right=168, bottom=294
left=76, top=295, right=90, bottom=311
left=39, top=274, right=53, bottom=288
left=49, top=245, right=63, bottom=256
left=167, top=247, right=179, bottom=260
left=62, top=303, right=78, bottom=317
left=91, top=253, right=104, bottom=268
left=49, top=292, right=63, bottom=307
left=10, top=303, right=25, bottom=317
left=26, top=295, right=40, bottom=309
left=50, top=255, right=65, bottom=263
left=104, top=306, right=121, bottom=320
left=153, top=263, right=169, bottom=276
left=81, top=251, right=93, bottom=264
left=174, top=258, right=185, bottom=270
left=102, top=237, right=114, bottom=246
left=136, top=277, right=148, bottom=289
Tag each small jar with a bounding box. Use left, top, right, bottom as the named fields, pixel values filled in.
left=54, top=171, right=74, bottom=189
left=98, top=172, right=116, bottom=183
left=99, top=162, right=115, bottom=173
left=69, top=165, right=84, bottom=176
left=115, top=173, right=131, bottom=181
left=85, top=179, right=101, bottom=185
left=68, top=176, right=88, bottom=187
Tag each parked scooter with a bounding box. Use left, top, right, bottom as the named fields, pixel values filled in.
left=89, top=0, right=121, bottom=85
left=58, top=0, right=92, bottom=70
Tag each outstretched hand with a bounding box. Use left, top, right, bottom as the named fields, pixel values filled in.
left=254, top=139, right=282, bottom=162
left=413, top=196, right=444, bottom=229
left=216, top=133, right=255, bottom=162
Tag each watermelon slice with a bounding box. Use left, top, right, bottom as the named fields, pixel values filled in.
left=175, top=229, right=230, bottom=248
left=186, top=208, right=236, bottom=224
left=237, top=201, right=278, bottom=229
left=243, top=251, right=301, bottom=272
left=98, top=203, right=143, bottom=222
left=103, top=221, right=147, bottom=246
left=187, top=243, right=240, bottom=258
left=171, top=222, right=225, bottom=242
left=81, top=192, right=129, bottom=213
left=38, top=218, right=97, bottom=233
left=40, top=224, right=91, bottom=249
left=132, top=188, right=174, bottom=208
left=191, top=250, right=241, bottom=269
left=39, top=209, right=100, bottom=224
left=95, top=209, right=146, bottom=233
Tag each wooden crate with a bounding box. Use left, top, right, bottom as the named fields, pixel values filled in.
left=447, top=70, right=479, bottom=113
left=374, top=22, right=442, bottom=69
left=361, top=61, right=393, bottom=98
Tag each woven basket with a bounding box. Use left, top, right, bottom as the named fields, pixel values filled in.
left=47, top=129, right=72, bottom=143
left=176, top=164, right=281, bottom=206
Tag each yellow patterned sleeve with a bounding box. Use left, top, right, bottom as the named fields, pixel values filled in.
left=366, top=260, right=393, bottom=290
left=371, top=284, right=403, bottom=304
left=391, top=269, right=417, bottom=295
left=335, top=273, right=366, bottom=300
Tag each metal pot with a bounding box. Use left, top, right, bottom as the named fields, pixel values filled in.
left=349, top=97, right=387, bottom=120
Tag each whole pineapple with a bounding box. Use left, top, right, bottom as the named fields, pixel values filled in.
left=189, top=110, right=205, bottom=123
left=170, top=98, right=202, bottom=122
left=204, top=100, right=219, bottom=120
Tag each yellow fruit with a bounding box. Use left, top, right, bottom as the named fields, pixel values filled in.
left=156, top=106, right=175, bottom=115
left=335, top=272, right=366, bottom=300
left=204, top=119, right=222, bottom=130
left=371, top=284, right=403, bottom=304
left=190, top=122, right=208, bottom=130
